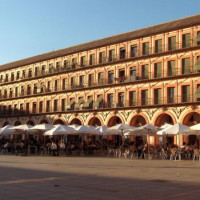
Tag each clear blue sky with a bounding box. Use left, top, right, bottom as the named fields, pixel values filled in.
left=0, top=0, right=199, bottom=65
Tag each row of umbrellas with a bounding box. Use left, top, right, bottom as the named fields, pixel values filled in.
left=0, top=122, right=200, bottom=137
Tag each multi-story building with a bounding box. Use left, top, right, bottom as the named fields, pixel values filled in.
left=1, top=15, right=200, bottom=146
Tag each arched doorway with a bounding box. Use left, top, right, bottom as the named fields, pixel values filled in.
left=130, top=115, right=147, bottom=147
left=70, top=118, right=82, bottom=125
left=154, top=113, right=174, bottom=127
left=27, top=120, right=35, bottom=126
left=107, top=116, right=122, bottom=146
left=14, top=121, right=21, bottom=126
left=88, top=117, right=101, bottom=126
left=2, top=122, right=9, bottom=127
left=53, top=119, right=65, bottom=125
left=182, top=112, right=200, bottom=126
left=182, top=112, right=200, bottom=145
left=130, top=115, right=146, bottom=127
left=39, top=119, right=49, bottom=124
left=107, top=116, right=122, bottom=127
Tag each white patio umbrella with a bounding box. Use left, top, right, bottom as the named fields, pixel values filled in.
left=30, top=123, right=54, bottom=132
left=108, top=123, right=136, bottom=135
left=44, top=124, right=77, bottom=136
left=162, top=123, right=189, bottom=135
left=125, top=124, right=157, bottom=136
left=75, top=125, right=97, bottom=135
left=183, top=123, right=200, bottom=135
left=10, top=124, right=33, bottom=134
left=95, top=126, right=121, bottom=135
left=160, top=123, right=173, bottom=129
left=161, top=123, right=190, bottom=147
left=0, top=125, right=18, bottom=135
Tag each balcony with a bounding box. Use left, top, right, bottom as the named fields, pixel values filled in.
left=1, top=39, right=200, bottom=86
left=1, top=93, right=199, bottom=118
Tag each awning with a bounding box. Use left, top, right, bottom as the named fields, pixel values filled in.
left=93, top=95, right=103, bottom=108
left=75, top=97, right=84, bottom=109
left=66, top=98, right=75, bottom=109
left=83, top=96, right=93, bottom=108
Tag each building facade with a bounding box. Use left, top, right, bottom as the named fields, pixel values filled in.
left=1, top=15, right=200, bottom=145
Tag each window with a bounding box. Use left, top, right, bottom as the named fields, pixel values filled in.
left=21, top=86, right=24, bottom=96
left=16, top=71, right=20, bottom=80
left=14, top=104, right=17, bottom=114
left=3, top=106, right=7, bottom=115
left=20, top=103, right=23, bottom=113
left=15, top=87, right=18, bottom=97
left=9, top=88, right=13, bottom=98
left=46, top=100, right=51, bottom=112
left=33, top=84, right=37, bottom=94
left=56, top=62, right=61, bottom=72
left=62, top=78, right=67, bottom=90
left=11, top=73, right=14, bottom=81
left=167, top=87, right=175, bottom=103
left=89, top=54, right=95, bottom=65
left=197, top=31, right=200, bottom=46
left=107, top=93, right=114, bottom=107
left=27, top=85, right=31, bottom=95
left=154, top=88, right=162, bottom=104
left=119, top=69, right=125, bottom=82
left=182, top=58, right=190, bottom=74
left=88, top=74, right=94, bottom=86
left=79, top=75, right=85, bottom=87
left=195, top=84, right=200, bottom=101
left=4, top=89, right=7, bottom=98
left=98, top=72, right=104, bottom=85
left=80, top=56, right=86, bottom=67
left=47, top=81, right=51, bottom=92
left=167, top=60, right=176, bottom=76
left=72, top=58, right=77, bottom=69
left=99, top=52, right=105, bottom=64
left=141, top=64, right=149, bottom=79
left=154, top=62, right=162, bottom=78
left=22, top=70, right=26, bottom=78
left=130, top=45, right=137, bottom=57
left=194, top=56, right=200, bottom=72
left=5, top=74, right=9, bottom=82
left=63, top=60, right=69, bottom=69
left=32, top=102, right=37, bottom=113
left=61, top=99, right=66, bottom=111
left=26, top=103, right=30, bottom=113
left=130, top=67, right=136, bottom=81
left=49, top=63, right=53, bottom=73
left=168, top=36, right=176, bottom=51
left=28, top=69, right=32, bottom=78
left=54, top=99, right=58, bottom=111
left=8, top=105, right=12, bottom=115
left=182, top=85, right=190, bottom=102
left=108, top=71, right=114, bottom=84
left=39, top=102, right=43, bottom=113
left=155, top=39, right=162, bottom=53
left=69, top=98, right=75, bottom=110
left=118, top=92, right=124, bottom=107
left=41, top=65, right=46, bottom=75
left=182, top=33, right=191, bottom=48
left=120, top=48, right=126, bottom=59
left=71, top=77, right=76, bottom=89
left=35, top=67, right=38, bottom=76
left=109, top=49, right=115, bottom=62
left=54, top=80, right=59, bottom=91
left=141, top=90, right=148, bottom=105
left=129, top=91, right=136, bottom=106
left=142, top=42, right=149, bottom=56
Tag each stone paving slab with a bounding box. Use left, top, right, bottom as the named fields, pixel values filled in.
left=0, top=156, right=200, bottom=200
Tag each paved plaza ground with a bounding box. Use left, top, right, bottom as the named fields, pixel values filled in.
left=0, top=156, right=200, bottom=200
